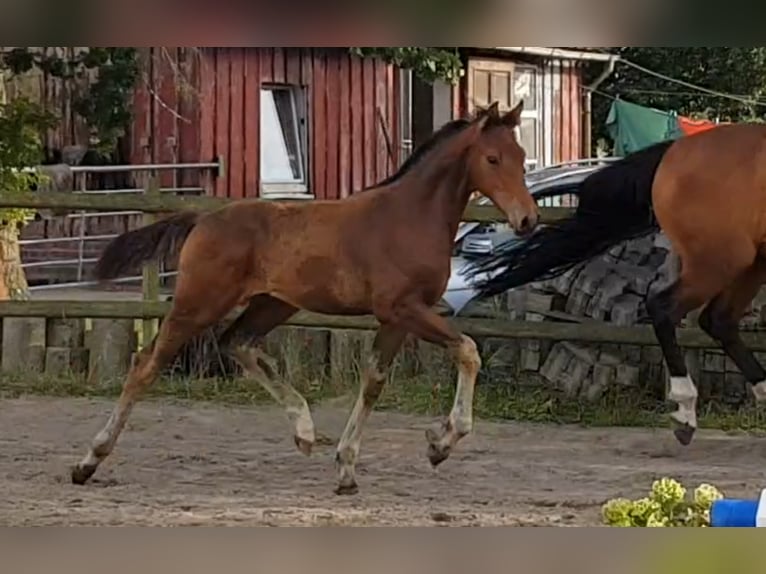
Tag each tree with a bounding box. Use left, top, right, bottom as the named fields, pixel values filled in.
left=0, top=48, right=140, bottom=301
left=349, top=47, right=463, bottom=84
left=1, top=48, right=140, bottom=155
left=585, top=48, right=766, bottom=154
left=0, top=80, right=56, bottom=300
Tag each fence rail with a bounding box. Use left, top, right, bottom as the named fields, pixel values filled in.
left=5, top=164, right=765, bottom=360
left=7, top=191, right=575, bottom=223
left=21, top=161, right=220, bottom=288
left=1, top=300, right=766, bottom=351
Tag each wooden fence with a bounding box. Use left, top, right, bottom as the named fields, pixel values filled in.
left=2, top=188, right=765, bottom=354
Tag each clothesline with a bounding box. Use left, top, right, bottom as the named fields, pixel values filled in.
left=604, top=98, right=724, bottom=156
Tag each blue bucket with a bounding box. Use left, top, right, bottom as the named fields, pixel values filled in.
left=711, top=499, right=759, bottom=527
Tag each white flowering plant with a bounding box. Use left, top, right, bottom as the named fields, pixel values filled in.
left=602, top=478, right=724, bottom=527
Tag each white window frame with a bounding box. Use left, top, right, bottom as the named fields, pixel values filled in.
left=260, top=84, right=311, bottom=199
left=399, top=68, right=414, bottom=164
left=512, top=64, right=542, bottom=171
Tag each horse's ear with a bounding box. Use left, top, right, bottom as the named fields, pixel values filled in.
left=474, top=101, right=500, bottom=130
left=503, top=100, right=524, bottom=127
left=485, top=101, right=501, bottom=120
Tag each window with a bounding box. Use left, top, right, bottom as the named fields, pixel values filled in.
left=399, top=68, right=413, bottom=163
left=467, top=59, right=542, bottom=170
left=260, top=85, right=309, bottom=197
left=513, top=65, right=541, bottom=170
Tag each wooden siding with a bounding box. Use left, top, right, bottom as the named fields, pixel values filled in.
left=183, top=47, right=400, bottom=200
left=547, top=59, right=582, bottom=163
left=130, top=48, right=204, bottom=190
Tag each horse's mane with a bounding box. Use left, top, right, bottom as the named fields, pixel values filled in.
left=366, top=106, right=509, bottom=191
left=368, top=117, right=471, bottom=190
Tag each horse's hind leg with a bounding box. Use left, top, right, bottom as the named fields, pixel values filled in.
left=698, top=257, right=766, bottom=403
left=71, top=275, right=241, bottom=485
left=334, top=323, right=407, bottom=495
left=217, top=295, right=316, bottom=455
left=646, top=248, right=754, bottom=446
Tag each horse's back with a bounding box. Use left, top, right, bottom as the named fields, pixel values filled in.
left=652, top=122, right=766, bottom=264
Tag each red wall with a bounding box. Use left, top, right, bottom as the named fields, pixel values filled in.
left=552, top=60, right=583, bottom=163
left=131, top=47, right=400, bottom=200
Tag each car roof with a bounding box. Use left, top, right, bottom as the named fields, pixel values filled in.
left=455, top=157, right=620, bottom=241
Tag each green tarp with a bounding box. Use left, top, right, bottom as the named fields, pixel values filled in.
left=605, top=99, right=685, bottom=156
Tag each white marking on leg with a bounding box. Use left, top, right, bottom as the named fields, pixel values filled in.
left=78, top=406, right=127, bottom=468
left=668, top=375, right=698, bottom=428
left=74, top=352, right=152, bottom=476
left=427, top=335, right=481, bottom=458
left=233, top=346, right=315, bottom=448
left=335, top=353, right=387, bottom=492
left=257, top=377, right=315, bottom=446
left=752, top=380, right=766, bottom=402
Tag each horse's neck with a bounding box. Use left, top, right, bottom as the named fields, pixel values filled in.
left=384, top=153, right=473, bottom=240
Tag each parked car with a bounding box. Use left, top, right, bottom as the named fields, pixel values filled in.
left=442, top=158, right=621, bottom=315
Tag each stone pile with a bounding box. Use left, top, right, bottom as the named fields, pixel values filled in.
left=482, top=230, right=765, bottom=405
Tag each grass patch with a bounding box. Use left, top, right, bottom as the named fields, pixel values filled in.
left=1, top=365, right=765, bottom=434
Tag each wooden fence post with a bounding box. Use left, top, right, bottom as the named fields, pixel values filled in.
left=141, top=173, right=160, bottom=346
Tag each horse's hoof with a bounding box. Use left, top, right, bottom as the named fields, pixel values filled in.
left=334, top=481, right=359, bottom=496
left=672, top=423, right=696, bottom=446
left=427, top=442, right=450, bottom=468
left=294, top=435, right=314, bottom=457
left=71, top=463, right=97, bottom=485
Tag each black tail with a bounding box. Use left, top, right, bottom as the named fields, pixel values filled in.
left=463, top=140, right=675, bottom=298
left=93, top=211, right=200, bottom=280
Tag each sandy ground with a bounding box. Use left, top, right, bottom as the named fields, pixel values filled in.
left=1, top=396, right=765, bottom=526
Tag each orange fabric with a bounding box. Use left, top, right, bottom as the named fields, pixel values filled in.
left=678, top=116, right=725, bottom=136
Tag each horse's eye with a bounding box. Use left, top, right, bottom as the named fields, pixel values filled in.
left=487, top=155, right=499, bottom=165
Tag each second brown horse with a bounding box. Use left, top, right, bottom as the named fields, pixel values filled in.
left=70, top=100, right=538, bottom=495
left=464, top=122, right=766, bottom=448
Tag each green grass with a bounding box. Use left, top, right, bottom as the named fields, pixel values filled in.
left=2, top=364, right=765, bottom=435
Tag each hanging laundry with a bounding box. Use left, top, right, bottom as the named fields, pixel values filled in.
left=605, top=99, right=723, bottom=156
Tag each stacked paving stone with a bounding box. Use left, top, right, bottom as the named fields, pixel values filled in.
left=487, top=230, right=766, bottom=405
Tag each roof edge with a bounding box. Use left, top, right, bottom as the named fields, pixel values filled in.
left=491, top=47, right=618, bottom=62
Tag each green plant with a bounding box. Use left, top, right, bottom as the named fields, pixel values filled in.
left=350, top=47, right=463, bottom=84
left=0, top=97, right=57, bottom=226
left=1, top=47, right=140, bottom=154
left=602, top=477, right=724, bottom=527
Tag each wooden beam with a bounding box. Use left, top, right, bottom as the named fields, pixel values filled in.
left=0, top=299, right=763, bottom=351
left=0, top=191, right=573, bottom=223
left=141, top=175, right=161, bottom=344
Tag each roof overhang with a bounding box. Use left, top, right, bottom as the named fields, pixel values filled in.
left=491, top=47, right=618, bottom=63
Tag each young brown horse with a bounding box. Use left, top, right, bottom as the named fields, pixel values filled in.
left=70, top=100, right=538, bottom=495
left=464, top=122, right=766, bottom=447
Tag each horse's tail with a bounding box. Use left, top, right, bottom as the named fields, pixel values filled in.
left=93, top=211, right=200, bottom=281
left=462, top=140, right=675, bottom=298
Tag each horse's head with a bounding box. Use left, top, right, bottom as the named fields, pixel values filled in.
left=463, top=101, right=538, bottom=236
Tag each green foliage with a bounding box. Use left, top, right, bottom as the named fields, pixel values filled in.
left=586, top=47, right=766, bottom=154
left=0, top=97, right=57, bottom=226
left=1, top=47, right=141, bottom=154
left=602, top=477, right=724, bottom=527
left=350, top=47, right=463, bottom=84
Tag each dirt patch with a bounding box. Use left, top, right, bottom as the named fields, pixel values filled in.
left=1, top=396, right=765, bottom=526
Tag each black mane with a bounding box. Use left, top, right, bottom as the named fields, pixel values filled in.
left=363, top=108, right=513, bottom=191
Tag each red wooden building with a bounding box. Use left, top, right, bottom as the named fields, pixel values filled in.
left=130, top=47, right=401, bottom=201
left=129, top=47, right=616, bottom=201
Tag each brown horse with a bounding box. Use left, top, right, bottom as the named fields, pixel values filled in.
left=70, top=100, right=538, bottom=495
left=463, top=122, right=766, bottom=447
